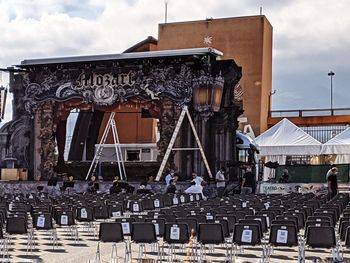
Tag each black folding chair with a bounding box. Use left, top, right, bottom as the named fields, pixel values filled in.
left=33, top=213, right=57, bottom=249
left=231, top=223, right=265, bottom=262
left=305, top=226, right=341, bottom=262
left=95, top=222, right=130, bottom=263
left=268, top=224, right=300, bottom=261
left=163, top=223, right=190, bottom=262
left=131, top=222, right=160, bottom=261
left=197, top=223, right=228, bottom=262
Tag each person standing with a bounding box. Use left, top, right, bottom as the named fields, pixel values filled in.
left=278, top=169, right=289, bottom=183
left=241, top=166, right=255, bottom=194
left=165, top=169, right=175, bottom=186
left=327, top=167, right=338, bottom=198
left=216, top=167, right=226, bottom=197
left=326, top=164, right=337, bottom=179
left=192, top=172, right=206, bottom=186
left=166, top=179, right=177, bottom=194
left=185, top=181, right=205, bottom=199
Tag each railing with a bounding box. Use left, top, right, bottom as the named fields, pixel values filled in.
left=269, top=108, right=350, bottom=118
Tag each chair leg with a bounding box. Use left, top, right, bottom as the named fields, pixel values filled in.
left=95, top=241, right=101, bottom=263
left=124, top=241, right=129, bottom=263
left=111, top=243, right=117, bottom=262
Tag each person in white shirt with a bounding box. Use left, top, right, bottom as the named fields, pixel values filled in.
left=192, top=172, right=206, bottom=186
left=165, top=169, right=175, bottom=186
left=216, top=167, right=226, bottom=197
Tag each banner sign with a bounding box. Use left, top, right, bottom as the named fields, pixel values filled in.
left=258, top=182, right=328, bottom=195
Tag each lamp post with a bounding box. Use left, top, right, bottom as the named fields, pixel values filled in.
left=328, top=71, right=335, bottom=112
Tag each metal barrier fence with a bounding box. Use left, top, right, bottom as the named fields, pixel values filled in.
left=274, top=164, right=350, bottom=183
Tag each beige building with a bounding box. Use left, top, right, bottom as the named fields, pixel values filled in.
left=157, top=15, right=273, bottom=135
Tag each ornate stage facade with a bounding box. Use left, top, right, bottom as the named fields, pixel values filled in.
left=0, top=48, right=242, bottom=181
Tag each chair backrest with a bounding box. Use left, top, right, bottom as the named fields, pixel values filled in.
left=33, top=213, right=53, bottom=230
left=145, top=218, right=166, bottom=237
left=131, top=222, right=157, bottom=244
left=312, top=213, right=334, bottom=226
left=322, top=204, right=341, bottom=219
left=345, top=226, right=350, bottom=248
left=93, top=205, right=109, bottom=220
left=239, top=219, right=262, bottom=238
left=76, top=207, right=94, bottom=222
left=245, top=215, right=268, bottom=233
left=305, top=220, right=331, bottom=232
left=256, top=211, right=275, bottom=227
left=339, top=221, right=350, bottom=241
left=340, top=216, right=350, bottom=227
left=207, top=219, right=230, bottom=238
left=283, top=212, right=304, bottom=228
left=187, top=215, right=206, bottom=224
left=306, top=226, right=336, bottom=249
left=315, top=208, right=337, bottom=223
left=108, top=204, right=124, bottom=217
left=6, top=216, right=27, bottom=234
left=158, top=214, right=177, bottom=224
left=216, top=214, right=236, bottom=233
left=164, top=223, right=190, bottom=244
left=129, top=201, right=143, bottom=213
left=232, top=223, right=261, bottom=246
left=141, top=199, right=155, bottom=211
left=56, top=210, right=75, bottom=226
left=130, top=214, right=146, bottom=222
left=152, top=198, right=164, bottom=209
left=116, top=217, right=136, bottom=236
left=275, top=215, right=299, bottom=229
left=99, top=223, right=124, bottom=243
left=176, top=218, right=198, bottom=236
left=269, top=224, right=298, bottom=247
left=271, top=220, right=297, bottom=231
left=197, top=223, right=224, bottom=245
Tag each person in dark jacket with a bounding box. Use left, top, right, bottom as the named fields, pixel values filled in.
left=278, top=169, right=289, bottom=183
left=109, top=181, right=122, bottom=194
left=166, top=179, right=177, bottom=194
left=327, top=167, right=338, bottom=198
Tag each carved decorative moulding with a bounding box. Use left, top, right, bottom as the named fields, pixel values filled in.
left=23, top=64, right=194, bottom=114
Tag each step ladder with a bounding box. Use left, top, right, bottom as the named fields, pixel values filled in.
left=155, top=106, right=213, bottom=181
left=85, top=112, right=127, bottom=181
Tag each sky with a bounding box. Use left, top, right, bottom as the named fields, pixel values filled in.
left=0, top=0, right=349, bottom=124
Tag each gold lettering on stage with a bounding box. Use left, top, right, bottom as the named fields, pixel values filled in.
left=76, top=72, right=136, bottom=88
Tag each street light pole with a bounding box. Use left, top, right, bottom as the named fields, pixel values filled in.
left=328, top=71, right=335, bottom=111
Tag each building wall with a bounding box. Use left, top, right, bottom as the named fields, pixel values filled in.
left=97, top=103, right=157, bottom=144
left=157, top=15, right=273, bottom=135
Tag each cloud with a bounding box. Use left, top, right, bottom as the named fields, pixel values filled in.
left=0, top=0, right=349, bottom=122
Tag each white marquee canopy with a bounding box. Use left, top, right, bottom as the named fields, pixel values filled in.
left=255, top=118, right=322, bottom=156
left=321, top=126, right=350, bottom=154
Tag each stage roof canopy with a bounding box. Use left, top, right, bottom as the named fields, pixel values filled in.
left=18, top=47, right=223, bottom=67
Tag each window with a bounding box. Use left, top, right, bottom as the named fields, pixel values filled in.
left=126, top=150, right=140, bottom=161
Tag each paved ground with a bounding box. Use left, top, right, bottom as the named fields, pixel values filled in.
left=2, top=220, right=350, bottom=263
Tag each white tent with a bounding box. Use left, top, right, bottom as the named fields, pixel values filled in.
left=255, top=118, right=322, bottom=156
left=321, top=126, right=350, bottom=163
left=255, top=118, right=322, bottom=180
